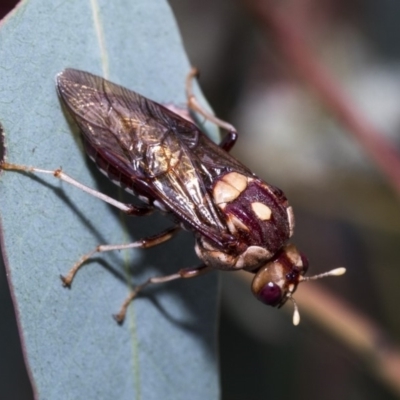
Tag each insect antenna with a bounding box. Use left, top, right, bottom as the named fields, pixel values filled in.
left=287, top=293, right=301, bottom=326
left=300, top=267, right=346, bottom=282
left=288, top=267, right=346, bottom=326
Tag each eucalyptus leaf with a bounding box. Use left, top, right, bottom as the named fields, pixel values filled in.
left=0, top=1, right=219, bottom=399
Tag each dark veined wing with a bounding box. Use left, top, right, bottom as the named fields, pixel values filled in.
left=56, top=69, right=251, bottom=244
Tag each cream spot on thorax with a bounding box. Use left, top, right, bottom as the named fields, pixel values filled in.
left=213, top=172, right=248, bottom=206
left=251, top=202, right=272, bottom=221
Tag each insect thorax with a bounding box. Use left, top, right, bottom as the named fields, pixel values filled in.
left=195, top=172, right=295, bottom=271
left=195, top=238, right=272, bottom=271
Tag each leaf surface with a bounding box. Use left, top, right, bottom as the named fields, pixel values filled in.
left=0, top=1, right=219, bottom=399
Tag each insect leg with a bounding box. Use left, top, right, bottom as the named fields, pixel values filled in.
left=0, top=161, right=153, bottom=216
left=114, top=263, right=212, bottom=323
left=218, top=130, right=238, bottom=152
left=185, top=67, right=238, bottom=151
left=60, top=225, right=181, bottom=287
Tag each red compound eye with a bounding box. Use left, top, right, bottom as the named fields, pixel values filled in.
left=256, top=282, right=283, bottom=306
left=300, top=253, right=309, bottom=273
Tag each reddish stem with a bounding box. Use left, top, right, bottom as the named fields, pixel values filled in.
left=247, top=0, right=400, bottom=197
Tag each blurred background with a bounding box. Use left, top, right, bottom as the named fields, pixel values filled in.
left=2, top=0, right=400, bottom=399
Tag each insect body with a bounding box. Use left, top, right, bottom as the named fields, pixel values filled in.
left=1, top=68, right=345, bottom=324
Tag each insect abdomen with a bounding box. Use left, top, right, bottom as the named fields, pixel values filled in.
left=83, top=138, right=139, bottom=195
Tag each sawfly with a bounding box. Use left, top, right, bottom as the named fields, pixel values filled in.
left=1, top=69, right=345, bottom=324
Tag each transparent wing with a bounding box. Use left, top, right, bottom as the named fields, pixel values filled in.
left=57, top=69, right=250, bottom=240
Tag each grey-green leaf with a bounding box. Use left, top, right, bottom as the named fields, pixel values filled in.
left=0, top=1, right=219, bottom=399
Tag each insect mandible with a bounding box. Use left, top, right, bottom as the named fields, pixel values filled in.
left=0, top=68, right=345, bottom=324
